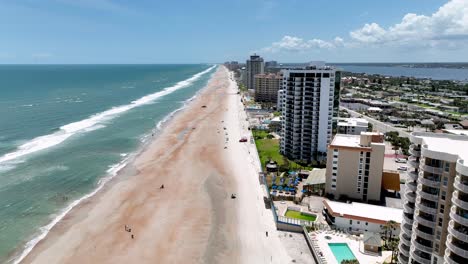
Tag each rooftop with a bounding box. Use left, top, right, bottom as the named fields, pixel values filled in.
left=324, top=200, right=403, bottom=224
left=330, top=134, right=361, bottom=148
left=304, top=168, right=326, bottom=185
left=412, top=132, right=468, bottom=162
left=337, top=118, right=368, bottom=128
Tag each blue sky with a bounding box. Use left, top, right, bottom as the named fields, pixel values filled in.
left=1, top=0, right=467, bottom=63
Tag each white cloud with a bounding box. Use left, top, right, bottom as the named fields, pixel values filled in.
left=262, top=0, right=468, bottom=53
left=262, top=35, right=336, bottom=53
left=349, top=0, right=468, bottom=47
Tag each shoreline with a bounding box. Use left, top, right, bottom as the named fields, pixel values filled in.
left=8, top=66, right=217, bottom=264
left=17, top=66, right=290, bottom=263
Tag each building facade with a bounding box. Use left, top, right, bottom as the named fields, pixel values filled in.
left=325, top=132, right=385, bottom=202
left=398, top=132, right=468, bottom=264
left=254, top=73, right=282, bottom=103
left=246, top=54, right=264, bottom=90
left=337, top=118, right=369, bottom=135
left=323, top=200, right=402, bottom=235
left=279, top=66, right=336, bottom=162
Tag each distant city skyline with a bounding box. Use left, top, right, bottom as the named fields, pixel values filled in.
left=1, top=0, right=467, bottom=64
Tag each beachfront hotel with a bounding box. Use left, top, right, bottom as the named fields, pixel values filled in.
left=245, top=54, right=264, bottom=90
left=397, top=132, right=468, bottom=264
left=254, top=73, right=282, bottom=103
left=279, top=65, right=336, bottom=162
left=324, top=132, right=385, bottom=203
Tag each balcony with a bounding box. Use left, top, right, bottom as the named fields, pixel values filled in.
left=411, top=235, right=434, bottom=253
left=413, top=226, right=434, bottom=241
left=398, top=252, right=409, bottom=264
left=407, top=158, right=419, bottom=168
left=417, top=185, right=439, bottom=202
left=448, top=220, right=468, bottom=243
left=404, top=190, right=416, bottom=203
left=414, top=213, right=436, bottom=228
left=450, top=206, right=468, bottom=226
left=402, top=215, right=413, bottom=227
left=401, top=223, right=413, bottom=237
left=409, top=145, right=421, bottom=157
left=403, top=202, right=415, bottom=214
left=406, top=181, right=417, bottom=192
left=400, top=233, right=412, bottom=246
left=446, top=235, right=468, bottom=258
left=444, top=248, right=467, bottom=264
left=421, top=162, right=444, bottom=174
left=407, top=170, right=418, bottom=181
left=399, top=242, right=410, bottom=256
left=415, top=199, right=438, bottom=215
left=410, top=249, right=431, bottom=264
left=452, top=191, right=468, bottom=211
left=455, top=176, right=468, bottom=193
left=418, top=173, right=441, bottom=188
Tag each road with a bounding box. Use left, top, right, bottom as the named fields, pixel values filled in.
left=342, top=107, right=411, bottom=138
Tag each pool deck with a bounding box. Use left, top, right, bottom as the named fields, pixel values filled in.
left=308, top=231, right=391, bottom=264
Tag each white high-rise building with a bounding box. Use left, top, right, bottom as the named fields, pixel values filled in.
left=397, top=132, right=468, bottom=264
left=246, top=54, right=264, bottom=90
left=279, top=65, right=336, bottom=162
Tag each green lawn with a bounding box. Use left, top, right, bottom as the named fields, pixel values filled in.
left=285, top=210, right=317, bottom=221
left=254, top=136, right=312, bottom=171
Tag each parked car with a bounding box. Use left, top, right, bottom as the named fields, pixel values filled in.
left=239, top=137, right=247, bottom=142
left=397, top=166, right=407, bottom=171
left=395, top=158, right=407, bottom=163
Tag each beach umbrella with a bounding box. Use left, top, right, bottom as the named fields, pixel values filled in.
left=278, top=186, right=283, bottom=191
left=272, top=185, right=277, bottom=189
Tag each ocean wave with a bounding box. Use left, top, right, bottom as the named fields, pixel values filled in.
left=11, top=154, right=133, bottom=264
left=0, top=65, right=216, bottom=165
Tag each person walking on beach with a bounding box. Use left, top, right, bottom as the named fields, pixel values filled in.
left=131, top=234, right=134, bottom=239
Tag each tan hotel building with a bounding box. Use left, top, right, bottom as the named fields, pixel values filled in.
left=254, top=73, right=282, bottom=103
left=325, top=132, right=385, bottom=203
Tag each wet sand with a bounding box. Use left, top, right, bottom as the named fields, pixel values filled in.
left=20, top=66, right=290, bottom=264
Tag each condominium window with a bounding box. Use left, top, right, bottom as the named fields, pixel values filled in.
left=357, top=221, right=360, bottom=224
left=441, top=191, right=446, bottom=201
left=434, top=244, right=439, bottom=253
left=349, top=220, right=352, bottom=224
left=438, top=218, right=443, bottom=227
left=443, top=177, right=448, bottom=186
left=445, top=162, right=450, bottom=172
left=365, top=222, right=368, bottom=226
left=436, top=230, right=441, bottom=240
left=440, top=204, right=444, bottom=214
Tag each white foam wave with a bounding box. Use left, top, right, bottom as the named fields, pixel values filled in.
left=12, top=154, right=133, bottom=264
left=0, top=65, right=216, bottom=165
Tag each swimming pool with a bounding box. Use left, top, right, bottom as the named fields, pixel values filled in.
left=328, top=243, right=357, bottom=263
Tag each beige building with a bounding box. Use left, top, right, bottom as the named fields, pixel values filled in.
left=397, top=132, right=468, bottom=264
left=254, top=73, right=282, bottom=103
left=325, top=132, right=385, bottom=202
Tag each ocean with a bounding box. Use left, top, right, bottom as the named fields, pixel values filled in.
left=0, top=64, right=216, bottom=263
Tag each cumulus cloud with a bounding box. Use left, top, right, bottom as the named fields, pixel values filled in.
left=262, top=0, right=468, bottom=53
left=349, top=0, right=468, bottom=47
left=262, top=36, right=336, bottom=53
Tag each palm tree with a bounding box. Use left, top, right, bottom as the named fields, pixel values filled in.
left=381, top=220, right=398, bottom=247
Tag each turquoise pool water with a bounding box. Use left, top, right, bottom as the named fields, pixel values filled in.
left=328, top=243, right=357, bottom=263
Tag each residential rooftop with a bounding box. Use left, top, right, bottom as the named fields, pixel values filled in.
left=323, top=200, right=403, bottom=225
left=337, top=117, right=368, bottom=128
left=411, top=132, right=468, bottom=162
left=330, top=132, right=384, bottom=148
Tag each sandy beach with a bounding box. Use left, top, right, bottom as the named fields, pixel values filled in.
left=19, top=66, right=290, bottom=264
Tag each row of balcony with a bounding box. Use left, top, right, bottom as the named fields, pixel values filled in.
left=414, top=212, right=436, bottom=228
left=411, top=234, right=433, bottom=253
left=403, top=201, right=415, bottom=215
left=412, top=225, right=434, bottom=241
left=404, top=190, right=416, bottom=203
left=418, top=172, right=441, bottom=188
left=398, top=252, right=409, bottom=264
